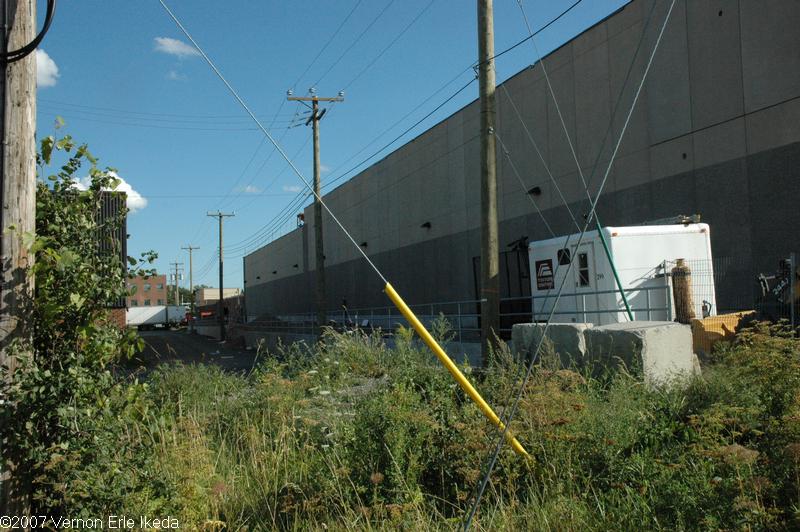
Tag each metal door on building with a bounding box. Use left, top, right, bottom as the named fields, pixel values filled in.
left=472, top=247, right=532, bottom=338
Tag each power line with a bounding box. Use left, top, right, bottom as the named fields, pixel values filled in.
left=220, top=117, right=315, bottom=213
left=226, top=130, right=481, bottom=259
left=196, top=0, right=593, bottom=261
left=290, top=0, right=364, bottom=90
left=322, top=76, right=476, bottom=192
left=341, top=0, right=436, bottom=91
left=221, top=0, right=591, bottom=258
left=483, top=0, right=583, bottom=67
left=157, top=0, right=388, bottom=282
left=223, top=192, right=310, bottom=255
left=38, top=97, right=304, bottom=121
left=493, top=131, right=554, bottom=237
left=38, top=112, right=299, bottom=132
left=463, top=2, right=677, bottom=527
left=142, top=192, right=298, bottom=199
left=313, top=0, right=397, bottom=87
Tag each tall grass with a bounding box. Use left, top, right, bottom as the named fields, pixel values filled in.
left=49, top=322, right=800, bottom=530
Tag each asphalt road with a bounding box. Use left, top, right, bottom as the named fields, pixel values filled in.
left=120, top=329, right=260, bottom=375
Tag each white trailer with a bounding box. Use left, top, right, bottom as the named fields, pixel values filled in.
left=528, top=224, right=716, bottom=325
left=126, top=305, right=187, bottom=329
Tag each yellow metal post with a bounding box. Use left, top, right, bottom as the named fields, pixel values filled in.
left=383, top=283, right=529, bottom=457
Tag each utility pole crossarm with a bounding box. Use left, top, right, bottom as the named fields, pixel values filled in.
left=287, top=96, right=344, bottom=103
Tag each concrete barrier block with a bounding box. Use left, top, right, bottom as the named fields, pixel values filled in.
left=512, top=323, right=594, bottom=368
left=585, top=321, right=697, bottom=385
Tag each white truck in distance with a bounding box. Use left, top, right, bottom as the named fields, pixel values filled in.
left=126, top=305, right=187, bottom=330
left=528, top=224, right=716, bottom=325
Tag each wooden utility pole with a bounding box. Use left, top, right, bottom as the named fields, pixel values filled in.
left=478, top=0, right=499, bottom=363
left=182, top=245, right=199, bottom=332
left=0, top=0, right=37, bottom=514
left=170, top=261, right=184, bottom=305
left=287, top=91, right=343, bottom=333
left=207, top=212, right=234, bottom=341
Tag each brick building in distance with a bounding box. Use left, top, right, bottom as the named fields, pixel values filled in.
left=128, top=274, right=168, bottom=307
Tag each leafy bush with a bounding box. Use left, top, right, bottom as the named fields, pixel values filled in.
left=0, top=132, right=157, bottom=512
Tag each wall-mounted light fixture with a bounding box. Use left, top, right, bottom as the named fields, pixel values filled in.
left=272, top=270, right=277, bottom=275
left=360, top=241, right=368, bottom=248
left=420, top=221, right=431, bottom=229
left=293, top=264, right=299, bottom=268
left=527, top=186, right=542, bottom=197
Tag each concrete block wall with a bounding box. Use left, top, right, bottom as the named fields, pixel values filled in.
left=246, top=0, right=800, bottom=319
left=513, top=321, right=697, bottom=385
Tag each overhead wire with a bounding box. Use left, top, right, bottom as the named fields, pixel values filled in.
left=321, top=0, right=586, bottom=193
left=215, top=0, right=366, bottom=221
left=313, top=0, right=397, bottom=88
left=37, top=112, right=298, bottom=132
left=227, top=129, right=481, bottom=259
left=341, top=0, right=436, bottom=92
left=38, top=100, right=304, bottom=123
left=498, top=84, right=581, bottom=231
left=462, top=2, right=677, bottom=528
left=157, top=0, right=388, bottom=283
left=290, top=0, right=364, bottom=90
left=493, top=131, right=554, bottom=237
left=515, top=0, right=590, bottom=193
left=222, top=0, right=590, bottom=261
left=221, top=135, right=316, bottom=254
left=322, top=76, right=476, bottom=192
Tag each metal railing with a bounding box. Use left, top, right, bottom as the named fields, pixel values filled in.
left=234, top=283, right=675, bottom=344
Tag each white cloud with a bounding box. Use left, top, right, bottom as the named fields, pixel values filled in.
left=242, top=185, right=261, bottom=194
left=320, top=164, right=331, bottom=174
left=73, top=172, right=148, bottom=214
left=282, top=185, right=302, bottom=193
left=36, top=49, right=59, bottom=88
left=166, top=69, right=186, bottom=81
left=153, top=37, right=200, bottom=58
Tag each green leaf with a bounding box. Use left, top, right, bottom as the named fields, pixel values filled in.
left=69, top=293, right=85, bottom=309
left=41, top=135, right=54, bottom=163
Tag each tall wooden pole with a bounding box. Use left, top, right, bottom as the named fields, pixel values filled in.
left=207, top=212, right=234, bottom=341
left=182, top=245, right=198, bottom=332
left=478, top=0, right=499, bottom=363
left=311, top=98, right=325, bottom=333
left=0, top=0, right=37, bottom=514
left=287, top=93, right=343, bottom=335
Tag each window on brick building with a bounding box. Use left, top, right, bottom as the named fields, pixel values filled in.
left=144, top=299, right=151, bottom=306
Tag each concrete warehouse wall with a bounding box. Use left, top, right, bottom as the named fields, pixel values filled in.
left=245, top=0, right=800, bottom=318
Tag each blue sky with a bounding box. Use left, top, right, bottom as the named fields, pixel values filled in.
left=36, top=0, right=629, bottom=289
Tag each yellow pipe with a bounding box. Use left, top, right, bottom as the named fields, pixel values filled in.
left=383, top=282, right=529, bottom=458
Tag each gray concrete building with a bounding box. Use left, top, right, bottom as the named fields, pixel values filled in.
left=244, top=0, right=800, bottom=323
